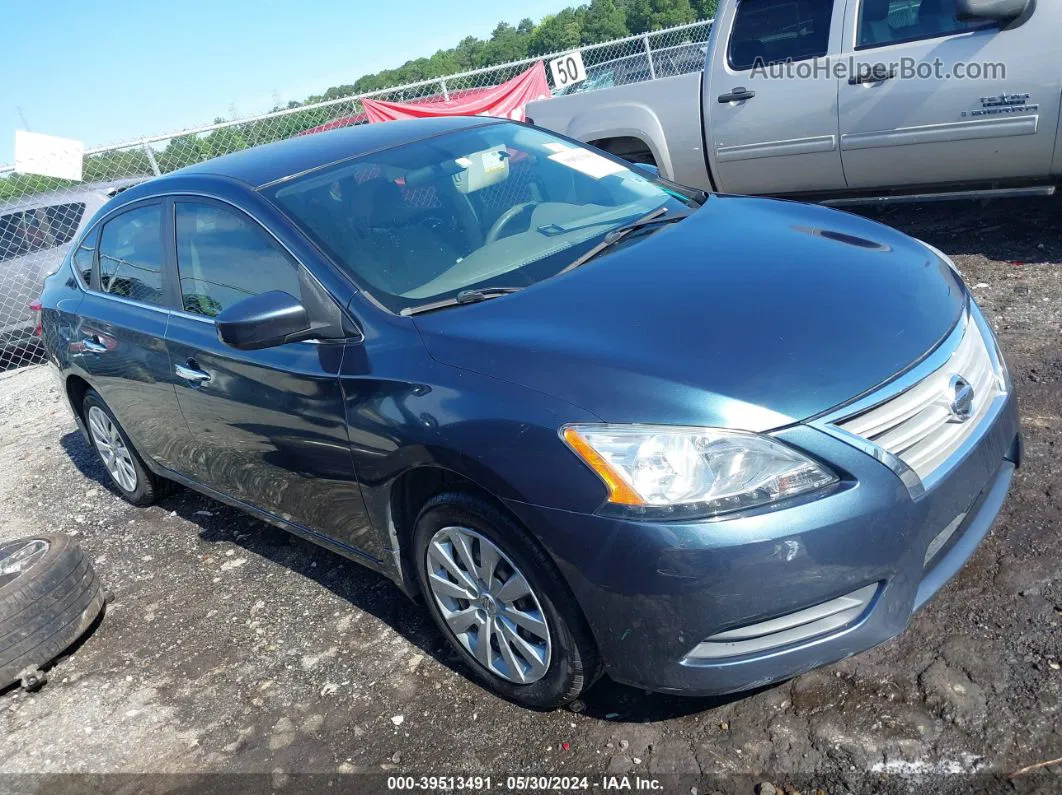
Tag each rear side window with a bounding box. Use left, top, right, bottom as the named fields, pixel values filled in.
left=858, top=0, right=984, bottom=49
left=0, top=202, right=86, bottom=263
left=97, top=205, right=166, bottom=305
left=175, top=202, right=301, bottom=318
left=728, top=0, right=833, bottom=71
left=73, top=233, right=97, bottom=288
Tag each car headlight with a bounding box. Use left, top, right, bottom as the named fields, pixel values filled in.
left=562, top=424, right=838, bottom=520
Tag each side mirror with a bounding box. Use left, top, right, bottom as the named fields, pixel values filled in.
left=216, top=290, right=314, bottom=351
left=956, top=0, right=1030, bottom=22
left=632, top=162, right=660, bottom=178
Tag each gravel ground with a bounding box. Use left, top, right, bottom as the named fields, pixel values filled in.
left=0, top=197, right=1059, bottom=794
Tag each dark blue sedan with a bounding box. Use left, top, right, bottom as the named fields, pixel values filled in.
left=38, top=117, right=1021, bottom=709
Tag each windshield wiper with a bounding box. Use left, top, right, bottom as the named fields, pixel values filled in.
left=558, top=208, right=691, bottom=274
left=400, top=286, right=521, bottom=317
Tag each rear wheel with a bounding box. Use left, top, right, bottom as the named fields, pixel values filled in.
left=81, top=389, right=166, bottom=506
left=413, top=493, right=600, bottom=710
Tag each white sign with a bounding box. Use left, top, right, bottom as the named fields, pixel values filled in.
left=14, top=130, right=85, bottom=181
left=548, top=147, right=626, bottom=179
left=549, top=50, right=587, bottom=90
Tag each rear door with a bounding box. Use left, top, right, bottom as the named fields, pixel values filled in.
left=70, top=201, right=187, bottom=468
left=163, top=198, right=372, bottom=550
left=838, top=0, right=1060, bottom=189
left=704, top=0, right=848, bottom=195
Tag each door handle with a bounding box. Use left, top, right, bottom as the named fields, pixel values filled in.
left=849, top=66, right=896, bottom=85
left=81, top=337, right=107, bottom=353
left=718, top=87, right=755, bottom=103
left=175, top=361, right=211, bottom=384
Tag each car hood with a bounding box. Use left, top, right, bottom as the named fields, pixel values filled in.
left=412, top=195, right=966, bottom=431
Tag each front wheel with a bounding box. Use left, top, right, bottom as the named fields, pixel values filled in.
left=413, top=493, right=600, bottom=710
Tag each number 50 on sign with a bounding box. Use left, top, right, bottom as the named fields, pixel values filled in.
left=549, top=50, right=587, bottom=90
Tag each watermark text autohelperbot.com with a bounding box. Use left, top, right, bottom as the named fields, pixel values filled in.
left=749, top=56, right=1007, bottom=82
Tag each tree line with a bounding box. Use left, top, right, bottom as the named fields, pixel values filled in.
left=1, top=0, right=716, bottom=202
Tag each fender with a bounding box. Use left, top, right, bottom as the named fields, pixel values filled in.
left=562, top=101, right=674, bottom=179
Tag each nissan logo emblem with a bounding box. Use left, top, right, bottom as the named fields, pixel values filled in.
left=947, top=375, right=975, bottom=423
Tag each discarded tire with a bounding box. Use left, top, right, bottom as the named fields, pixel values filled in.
left=0, top=534, right=105, bottom=690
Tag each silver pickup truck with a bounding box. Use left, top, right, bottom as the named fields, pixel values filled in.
left=528, top=0, right=1061, bottom=204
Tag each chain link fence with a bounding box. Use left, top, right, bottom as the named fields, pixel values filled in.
left=0, top=18, right=711, bottom=370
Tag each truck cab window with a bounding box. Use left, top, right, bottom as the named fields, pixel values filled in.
left=728, top=0, right=833, bottom=71
left=859, top=0, right=983, bottom=49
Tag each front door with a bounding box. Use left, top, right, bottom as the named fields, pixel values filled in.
left=164, top=199, right=374, bottom=553
left=838, top=0, right=1060, bottom=190
left=704, top=0, right=848, bottom=195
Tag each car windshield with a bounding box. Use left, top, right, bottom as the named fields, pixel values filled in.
left=267, top=123, right=692, bottom=314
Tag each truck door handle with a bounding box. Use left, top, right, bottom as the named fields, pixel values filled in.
left=175, top=361, right=211, bottom=384
left=81, top=337, right=107, bottom=353
left=718, top=87, right=756, bottom=103
left=849, top=66, right=896, bottom=85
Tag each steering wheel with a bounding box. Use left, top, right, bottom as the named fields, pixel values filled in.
left=485, top=202, right=539, bottom=244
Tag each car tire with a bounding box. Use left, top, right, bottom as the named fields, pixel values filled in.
left=0, top=534, right=105, bottom=690
left=413, top=492, right=601, bottom=710
left=81, top=389, right=167, bottom=506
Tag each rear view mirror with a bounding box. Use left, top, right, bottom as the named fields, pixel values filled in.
left=216, top=291, right=314, bottom=350
left=956, top=0, right=1030, bottom=22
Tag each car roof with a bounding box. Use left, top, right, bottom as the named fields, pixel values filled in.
left=168, top=116, right=499, bottom=189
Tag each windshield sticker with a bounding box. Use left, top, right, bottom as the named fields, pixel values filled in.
left=481, top=150, right=506, bottom=173
left=548, top=148, right=626, bottom=179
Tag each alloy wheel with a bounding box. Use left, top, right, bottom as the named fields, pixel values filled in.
left=0, top=539, right=50, bottom=589
left=426, top=526, right=552, bottom=684
left=87, top=406, right=138, bottom=493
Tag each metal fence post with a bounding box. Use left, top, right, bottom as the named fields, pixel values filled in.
left=642, top=33, right=656, bottom=80
left=439, top=78, right=450, bottom=101
left=141, top=142, right=161, bottom=176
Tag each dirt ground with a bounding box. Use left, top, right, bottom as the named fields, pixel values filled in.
left=0, top=197, right=1059, bottom=794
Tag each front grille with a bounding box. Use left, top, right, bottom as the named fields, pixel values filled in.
left=833, top=313, right=1005, bottom=487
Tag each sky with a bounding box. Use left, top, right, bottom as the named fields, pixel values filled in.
left=1, top=0, right=573, bottom=163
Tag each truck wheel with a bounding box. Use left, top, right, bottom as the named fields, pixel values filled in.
left=413, top=493, right=601, bottom=710
left=0, top=534, right=105, bottom=690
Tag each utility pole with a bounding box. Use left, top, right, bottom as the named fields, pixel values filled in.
left=16, top=106, right=31, bottom=131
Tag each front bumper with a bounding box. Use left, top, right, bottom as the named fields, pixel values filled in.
left=504, top=394, right=1020, bottom=695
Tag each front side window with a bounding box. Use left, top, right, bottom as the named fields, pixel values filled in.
left=859, top=0, right=984, bottom=49
left=97, top=204, right=165, bottom=305
left=268, top=122, right=692, bottom=314
left=175, top=202, right=301, bottom=318
left=728, top=0, right=834, bottom=71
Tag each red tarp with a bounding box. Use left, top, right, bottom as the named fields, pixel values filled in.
left=361, top=62, right=550, bottom=124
